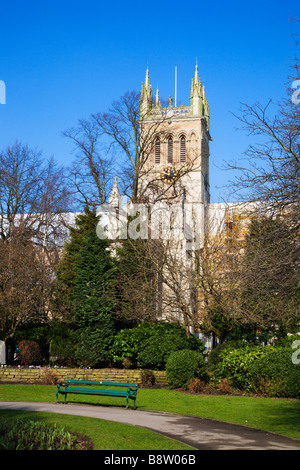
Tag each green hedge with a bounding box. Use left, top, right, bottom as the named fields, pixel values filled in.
left=209, top=337, right=300, bottom=398
left=207, top=340, right=250, bottom=371
left=214, top=345, right=275, bottom=391
left=111, top=322, right=205, bottom=370
left=166, top=349, right=208, bottom=389
left=249, top=346, right=300, bottom=398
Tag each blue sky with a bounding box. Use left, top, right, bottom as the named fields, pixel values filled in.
left=0, top=0, right=299, bottom=202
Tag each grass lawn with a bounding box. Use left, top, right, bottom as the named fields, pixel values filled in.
left=0, top=409, right=193, bottom=450
left=0, top=383, right=300, bottom=443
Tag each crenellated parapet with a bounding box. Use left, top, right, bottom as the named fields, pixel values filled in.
left=140, top=64, right=210, bottom=134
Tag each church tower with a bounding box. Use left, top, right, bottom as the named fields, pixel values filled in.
left=139, top=64, right=211, bottom=248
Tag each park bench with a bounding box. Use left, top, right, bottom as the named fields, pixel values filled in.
left=56, top=379, right=138, bottom=409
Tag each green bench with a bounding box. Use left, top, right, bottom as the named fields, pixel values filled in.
left=56, top=379, right=138, bottom=409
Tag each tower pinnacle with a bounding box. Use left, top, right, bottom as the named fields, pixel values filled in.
left=140, top=67, right=153, bottom=115
left=155, top=86, right=160, bottom=107
left=109, top=175, right=121, bottom=209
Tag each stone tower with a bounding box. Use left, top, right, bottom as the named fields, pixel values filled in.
left=139, top=64, right=211, bottom=249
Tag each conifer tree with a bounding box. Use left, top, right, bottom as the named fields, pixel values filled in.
left=54, top=207, right=116, bottom=366
left=55, top=207, right=99, bottom=311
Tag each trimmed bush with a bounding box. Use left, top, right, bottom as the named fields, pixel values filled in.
left=214, top=345, right=275, bottom=391
left=111, top=322, right=204, bottom=370
left=137, top=328, right=203, bottom=370
left=110, top=323, right=156, bottom=366
left=207, top=340, right=249, bottom=371
left=249, top=346, right=300, bottom=398
left=166, top=349, right=208, bottom=389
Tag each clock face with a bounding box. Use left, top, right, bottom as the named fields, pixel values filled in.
left=161, top=166, right=177, bottom=183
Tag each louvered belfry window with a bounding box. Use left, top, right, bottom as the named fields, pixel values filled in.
left=180, top=136, right=186, bottom=162
left=155, top=138, right=160, bottom=163
left=168, top=137, right=173, bottom=163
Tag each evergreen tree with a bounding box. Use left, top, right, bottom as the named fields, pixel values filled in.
left=54, top=207, right=117, bottom=366
left=55, top=207, right=100, bottom=311
left=73, top=230, right=116, bottom=366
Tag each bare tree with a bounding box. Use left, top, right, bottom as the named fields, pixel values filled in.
left=237, top=216, right=300, bottom=336
left=195, top=206, right=247, bottom=341
left=0, top=141, right=72, bottom=341
left=225, top=99, right=300, bottom=213
left=63, top=119, right=114, bottom=209
left=90, top=90, right=168, bottom=202
left=218, top=28, right=300, bottom=338
left=0, top=141, right=70, bottom=265
left=0, top=231, right=53, bottom=342
left=115, top=206, right=213, bottom=336
left=90, top=90, right=203, bottom=205
left=225, top=25, right=300, bottom=216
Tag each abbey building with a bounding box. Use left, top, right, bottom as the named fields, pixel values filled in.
left=102, top=66, right=252, bottom=343
left=134, top=66, right=213, bottom=252
left=139, top=66, right=211, bottom=206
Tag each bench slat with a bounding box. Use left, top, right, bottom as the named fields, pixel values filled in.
left=65, top=388, right=128, bottom=396
left=64, top=380, right=138, bottom=388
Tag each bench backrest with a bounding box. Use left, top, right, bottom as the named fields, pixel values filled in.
left=65, top=379, right=138, bottom=389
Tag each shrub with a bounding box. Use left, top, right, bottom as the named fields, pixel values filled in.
left=249, top=347, right=300, bottom=398
left=141, top=369, right=156, bottom=387
left=40, top=367, right=58, bottom=385
left=166, top=349, right=208, bottom=390
left=17, top=340, right=42, bottom=366
left=273, top=334, right=300, bottom=348
left=207, top=340, right=249, bottom=371
left=14, top=324, right=50, bottom=363
left=214, top=345, right=275, bottom=391
left=187, top=378, right=206, bottom=393
left=111, top=322, right=204, bottom=370
left=218, top=378, right=234, bottom=394
left=137, top=329, right=203, bottom=370
left=122, top=357, right=131, bottom=369
left=110, top=323, right=154, bottom=366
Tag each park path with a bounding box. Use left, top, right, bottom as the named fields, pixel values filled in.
left=1, top=401, right=300, bottom=450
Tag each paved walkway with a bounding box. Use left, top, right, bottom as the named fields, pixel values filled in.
left=1, top=401, right=300, bottom=450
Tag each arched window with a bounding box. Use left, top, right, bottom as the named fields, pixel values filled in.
left=167, top=137, right=173, bottom=163
left=155, top=138, right=160, bottom=163
left=180, top=136, right=186, bottom=163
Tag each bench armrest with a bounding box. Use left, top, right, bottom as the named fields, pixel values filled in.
left=57, top=382, right=67, bottom=389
